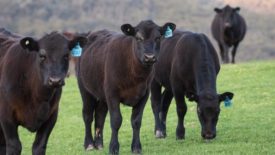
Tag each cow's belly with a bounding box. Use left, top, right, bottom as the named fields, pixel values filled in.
left=120, top=84, right=148, bottom=107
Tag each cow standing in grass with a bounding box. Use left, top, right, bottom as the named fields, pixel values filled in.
left=0, top=30, right=87, bottom=155
left=76, top=20, right=176, bottom=154
left=151, top=30, right=234, bottom=140
left=211, top=5, right=246, bottom=64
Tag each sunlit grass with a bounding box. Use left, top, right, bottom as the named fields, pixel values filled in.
left=19, top=60, right=275, bottom=155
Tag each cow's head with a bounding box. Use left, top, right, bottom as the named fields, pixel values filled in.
left=214, top=5, right=240, bottom=28
left=20, top=32, right=87, bottom=88
left=188, top=91, right=234, bottom=140
left=121, top=20, right=176, bottom=67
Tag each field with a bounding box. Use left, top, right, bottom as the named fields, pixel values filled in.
left=19, top=60, right=275, bottom=155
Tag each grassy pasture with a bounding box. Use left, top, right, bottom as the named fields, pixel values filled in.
left=18, top=60, right=275, bottom=155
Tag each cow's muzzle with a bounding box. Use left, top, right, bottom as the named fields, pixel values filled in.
left=47, top=77, right=65, bottom=87
left=202, top=132, right=216, bottom=140
left=143, top=54, right=156, bottom=65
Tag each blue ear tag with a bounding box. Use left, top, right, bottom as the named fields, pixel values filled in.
left=71, top=42, right=82, bottom=57
left=164, top=26, right=173, bottom=38
left=224, top=96, right=232, bottom=107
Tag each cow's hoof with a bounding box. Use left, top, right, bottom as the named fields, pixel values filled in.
left=96, top=144, right=103, bottom=150
left=132, top=149, right=142, bottom=155
left=86, top=144, right=95, bottom=151
left=155, top=130, right=165, bottom=138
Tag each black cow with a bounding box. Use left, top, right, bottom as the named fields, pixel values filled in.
left=0, top=30, right=87, bottom=155
left=151, top=30, right=234, bottom=140
left=76, top=20, right=175, bottom=154
left=211, top=5, right=246, bottom=63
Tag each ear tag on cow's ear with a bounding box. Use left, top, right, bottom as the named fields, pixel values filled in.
left=224, top=96, right=232, bottom=107
left=164, top=26, right=173, bottom=38
left=71, top=42, right=82, bottom=57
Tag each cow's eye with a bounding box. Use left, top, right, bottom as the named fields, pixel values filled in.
left=39, top=54, right=46, bottom=61
left=63, top=54, right=69, bottom=60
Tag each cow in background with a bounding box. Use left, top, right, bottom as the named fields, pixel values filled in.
left=211, top=5, right=246, bottom=63
left=0, top=30, right=87, bottom=155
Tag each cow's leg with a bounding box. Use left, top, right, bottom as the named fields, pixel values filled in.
left=32, top=110, right=58, bottom=155
left=131, top=90, right=148, bottom=154
left=78, top=81, right=97, bottom=151
left=231, top=42, right=239, bottom=64
left=222, top=44, right=230, bottom=63
left=218, top=42, right=224, bottom=62
left=150, top=79, right=164, bottom=138
left=0, top=125, right=6, bottom=154
left=107, top=97, right=122, bottom=155
left=159, top=89, right=173, bottom=138
left=172, top=87, right=187, bottom=140
left=1, top=121, right=21, bottom=155
left=94, top=102, right=108, bottom=150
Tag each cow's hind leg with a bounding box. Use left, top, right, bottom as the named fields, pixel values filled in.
left=0, top=125, right=6, bottom=154
left=218, top=42, right=224, bottom=62
left=231, top=42, right=239, bottom=64
left=150, top=79, right=164, bottom=138
left=94, top=102, right=108, bottom=150
left=32, top=110, right=58, bottom=155
left=159, top=89, right=173, bottom=138
left=131, top=90, right=148, bottom=154
left=78, top=80, right=97, bottom=151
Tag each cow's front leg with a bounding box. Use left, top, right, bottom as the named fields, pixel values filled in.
left=94, top=102, right=108, bottom=150
left=107, top=97, right=122, bottom=155
left=131, top=90, right=149, bottom=154
left=1, top=121, right=21, bottom=155
left=0, top=125, right=6, bottom=154
left=32, top=110, right=58, bottom=155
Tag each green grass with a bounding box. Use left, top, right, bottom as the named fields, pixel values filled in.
left=19, top=60, right=275, bottom=155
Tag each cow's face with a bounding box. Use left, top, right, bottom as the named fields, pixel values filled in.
left=20, top=32, right=87, bottom=88
left=190, top=92, right=234, bottom=140
left=214, top=5, right=240, bottom=28
left=121, top=20, right=176, bottom=67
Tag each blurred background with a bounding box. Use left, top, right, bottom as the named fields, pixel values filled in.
left=1, top=0, right=275, bottom=62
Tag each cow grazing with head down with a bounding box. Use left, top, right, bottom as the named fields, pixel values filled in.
left=76, top=20, right=176, bottom=154
left=0, top=30, right=87, bottom=155
left=151, top=30, right=234, bottom=140
left=211, top=5, right=246, bottom=64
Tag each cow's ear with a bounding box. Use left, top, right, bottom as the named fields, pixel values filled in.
left=20, top=37, right=39, bottom=52
left=161, top=22, right=176, bottom=35
left=214, top=8, right=222, bottom=13
left=68, top=36, right=88, bottom=50
left=121, top=24, right=136, bottom=36
left=219, top=92, right=234, bottom=102
left=234, top=7, right=240, bottom=12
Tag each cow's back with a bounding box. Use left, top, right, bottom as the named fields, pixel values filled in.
left=78, top=30, right=130, bottom=100
left=153, top=31, right=189, bottom=89
left=0, top=29, right=21, bottom=62
left=154, top=31, right=219, bottom=91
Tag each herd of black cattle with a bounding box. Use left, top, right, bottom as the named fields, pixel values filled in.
left=0, top=5, right=246, bottom=155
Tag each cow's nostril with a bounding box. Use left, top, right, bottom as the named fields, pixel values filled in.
left=144, top=54, right=156, bottom=62
left=48, top=77, right=62, bottom=86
